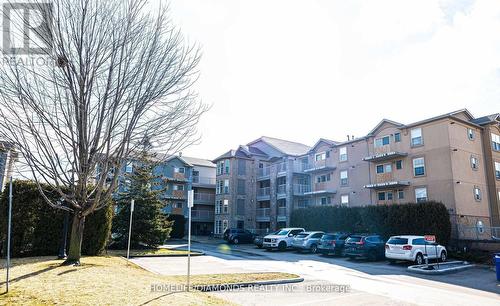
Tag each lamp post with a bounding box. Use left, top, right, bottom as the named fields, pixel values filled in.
left=5, top=176, right=13, bottom=293
left=126, top=199, right=135, bottom=260
left=58, top=199, right=70, bottom=259
left=186, top=190, right=194, bottom=292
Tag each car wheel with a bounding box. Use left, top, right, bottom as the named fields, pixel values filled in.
left=310, top=244, right=318, bottom=254
left=278, top=241, right=287, bottom=251
left=415, top=253, right=424, bottom=265
left=233, top=238, right=239, bottom=245
left=440, top=251, right=447, bottom=262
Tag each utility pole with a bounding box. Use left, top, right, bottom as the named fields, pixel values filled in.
left=187, top=190, right=193, bottom=292
left=126, top=199, right=135, bottom=260
left=5, top=176, right=13, bottom=293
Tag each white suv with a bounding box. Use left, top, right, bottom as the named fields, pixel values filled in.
left=385, top=235, right=447, bottom=265
left=263, top=228, right=305, bottom=251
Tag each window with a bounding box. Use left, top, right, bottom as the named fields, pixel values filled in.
left=411, top=128, right=423, bottom=146
left=413, top=157, right=425, bottom=176
left=340, top=170, right=348, bottom=186
left=223, top=199, right=229, bottom=213
left=467, top=128, right=475, bottom=140
left=376, top=165, right=384, bottom=174
left=237, top=159, right=246, bottom=175
left=470, top=156, right=479, bottom=170
left=396, top=160, right=403, bottom=170
left=317, top=173, right=331, bottom=183
left=387, top=192, right=393, bottom=201
left=495, top=162, right=500, bottom=179
left=320, top=197, right=331, bottom=205
left=298, top=199, right=309, bottom=209
left=125, top=161, right=133, bottom=173
left=173, top=184, right=184, bottom=191
left=237, top=179, right=245, bottom=195
left=394, top=133, right=401, bottom=142
left=339, top=147, right=347, bottom=162
left=217, top=161, right=224, bottom=175
left=173, top=202, right=183, bottom=209
left=375, top=136, right=390, bottom=147
left=216, top=180, right=223, bottom=194
left=341, top=195, right=349, bottom=205
left=223, top=179, right=229, bottom=194
left=474, top=187, right=481, bottom=201
left=492, top=133, right=500, bottom=151
left=215, top=200, right=222, bottom=214
left=224, top=160, right=230, bottom=174
left=376, top=163, right=392, bottom=174
left=174, top=167, right=185, bottom=173
left=415, top=187, right=427, bottom=203
left=378, top=192, right=385, bottom=201
left=215, top=220, right=222, bottom=234
left=397, top=189, right=404, bottom=199
left=315, top=152, right=327, bottom=161
left=222, top=220, right=228, bottom=231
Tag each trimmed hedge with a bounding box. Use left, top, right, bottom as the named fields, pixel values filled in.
left=0, top=180, right=113, bottom=257
left=167, top=214, right=186, bottom=239
left=290, top=201, right=451, bottom=245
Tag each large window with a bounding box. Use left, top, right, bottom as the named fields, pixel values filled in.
left=341, top=195, right=349, bottom=206
left=374, top=135, right=390, bottom=148
left=470, top=156, right=479, bottom=170
left=474, top=187, right=481, bottom=201
left=467, top=128, right=475, bottom=140
left=495, top=162, right=500, bottom=179
left=376, top=163, right=392, bottom=174
left=340, top=170, right=348, bottom=186
left=315, top=151, right=329, bottom=161
left=339, top=147, right=347, bottom=162
left=394, top=132, right=401, bottom=142
left=223, top=199, right=229, bottom=213
left=411, top=128, right=423, bottom=146
left=415, top=187, right=427, bottom=203
left=215, top=200, right=222, bottom=214
left=224, top=160, right=230, bottom=174
left=492, top=133, right=500, bottom=151
left=223, top=179, right=229, bottom=194
left=413, top=157, right=425, bottom=176
left=217, top=161, right=224, bottom=175
left=215, top=220, right=222, bottom=234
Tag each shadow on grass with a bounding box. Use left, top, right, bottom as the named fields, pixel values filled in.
left=138, top=291, right=180, bottom=305
left=0, top=265, right=59, bottom=285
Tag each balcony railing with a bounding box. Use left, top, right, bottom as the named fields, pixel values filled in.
left=191, top=210, right=214, bottom=221
left=277, top=184, right=286, bottom=195
left=194, top=192, right=215, bottom=204
left=192, top=176, right=216, bottom=185
left=257, top=187, right=271, bottom=199
left=257, top=166, right=271, bottom=178
left=293, top=184, right=311, bottom=195
left=276, top=162, right=287, bottom=174
left=256, top=208, right=271, bottom=218
left=293, top=162, right=309, bottom=173
left=311, top=182, right=336, bottom=195
left=277, top=207, right=286, bottom=216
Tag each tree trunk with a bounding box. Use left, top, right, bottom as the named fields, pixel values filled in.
left=63, top=213, right=85, bottom=265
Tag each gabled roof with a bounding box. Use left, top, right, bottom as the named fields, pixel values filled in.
left=182, top=156, right=215, bottom=168
left=367, top=119, right=404, bottom=136
left=154, top=153, right=193, bottom=167
left=247, top=136, right=310, bottom=156
left=405, top=109, right=477, bottom=128
left=471, top=113, right=500, bottom=126
left=309, top=138, right=340, bottom=152
left=238, top=145, right=267, bottom=157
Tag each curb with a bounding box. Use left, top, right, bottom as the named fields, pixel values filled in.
left=128, top=251, right=205, bottom=258
left=195, top=277, right=305, bottom=292
left=407, top=261, right=475, bottom=275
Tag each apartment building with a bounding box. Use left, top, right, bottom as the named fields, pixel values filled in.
left=213, top=109, right=500, bottom=239
left=114, top=154, right=216, bottom=235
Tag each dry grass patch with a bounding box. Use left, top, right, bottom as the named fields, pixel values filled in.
left=166, top=272, right=299, bottom=286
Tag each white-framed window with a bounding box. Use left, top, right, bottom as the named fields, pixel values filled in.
left=492, top=133, right=500, bottom=151
left=125, top=161, right=133, bottom=173
left=222, top=220, right=228, bottom=232
left=173, top=184, right=184, bottom=191
left=397, top=189, right=404, bottom=199
left=470, top=156, right=479, bottom=170
left=339, top=147, right=347, bottom=162
left=320, top=197, right=331, bottom=205
left=495, top=162, right=500, bottom=179
left=215, top=200, right=222, bottom=214
left=413, top=157, right=425, bottom=176
left=315, top=151, right=329, bottom=161
left=411, top=128, right=423, bottom=146
left=215, top=220, right=222, bottom=234
left=316, top=173, right=331, bottom=183
left=223, top=199, right=229, bottom=213
left=217, top=161, right=224, bottom=175
left=376, top=163, right=392, bottom=174
left=473, top=186, right=481, bottom=201
left=174, top=167, right=185, bottom=174
left=223, top=179, right=229, bottom=194
left=340, top=170, right=348, bottom=186
left=341, top=195, right=349, bottom=206
left=374, top=135, right=390, bottom=148
left=467, top=128, right=475, bottom=140
left=415, top=187, right=428, bottom=203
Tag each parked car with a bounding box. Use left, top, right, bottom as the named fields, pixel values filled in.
left=318, top=232, right=350, bottom=256
left=254, top=230, right=279, bottom=248
left=224, top=229, right=256, bottom=244
left=263, top=228, right=305, bottom=251
left=291, top=231, right=324, bottom=253
left=344, top=234, right=386, bottom=261
left=385, top=235, right=447, bottom=265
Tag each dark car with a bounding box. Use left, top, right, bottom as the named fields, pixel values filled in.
left=223, top=228, right=256, bottom=244
left=344, top=234, right=385, bottom=261
left=318, top=232, right=350, bottom=256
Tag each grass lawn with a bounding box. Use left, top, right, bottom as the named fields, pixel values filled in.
left=107, top=248, right=200, bottom=257
left=0, top=256, right=298, bottom=305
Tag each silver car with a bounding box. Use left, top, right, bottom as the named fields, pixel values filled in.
left=291, top=231, right=325, bottom=253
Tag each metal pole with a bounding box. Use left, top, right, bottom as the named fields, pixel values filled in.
left=6, top=176, right=13, bottom=293
left=187, top=203, right=192, bottom=292
left=126, top=199, right=134, bottom=260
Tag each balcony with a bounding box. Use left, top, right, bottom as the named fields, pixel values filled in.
left=191, top=210, right=214, bottom=222
left=164, top=190, right=185, bottom=200
left=303, top=159, right=336, bottom=173
left=163, top=173, right=189, bottom=183
left=308, top=182, right=336, bottom=195
left=363, top=145, right=407, bottom=162
left=257, top=166, right=271, bottom=180
left=364, top=181, right=410, bottom=189
left=293, top=184, right=311, bottom=196
left=292, top=162, right=309, bottom=173
left=194, top=192, right=215, bottom=204
left=256, top=208, right=271, bottom=221
left=276, top=162, right=287, bottom=177
left=277, top=184, right=287, bottom=198
left=257, top=187, right=271, bottom=200
left=192, top=176, right=216, bottom=187
left=277, top=207, right=287, bottom=221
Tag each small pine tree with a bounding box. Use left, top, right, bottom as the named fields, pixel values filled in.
left=112, top=152, right=172, bottom=249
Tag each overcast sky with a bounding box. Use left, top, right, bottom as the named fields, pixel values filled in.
left=167, top=0, right=500, bottom=160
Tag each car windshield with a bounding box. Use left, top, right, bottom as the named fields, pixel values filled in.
left=387, top=238, right=408, bottom=245
left=322, top=234, right=337, bottom=240
left=347, top=236, right=361, bottom=243
left=295, top=234, right=308, bottom=238
left=276, top=230, right=290, bottom=235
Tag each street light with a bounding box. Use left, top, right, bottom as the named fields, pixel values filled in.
left=126, top=199, right=135, bottom=260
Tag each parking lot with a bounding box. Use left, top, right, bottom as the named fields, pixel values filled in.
left=132, top=238, right=500, bottom=306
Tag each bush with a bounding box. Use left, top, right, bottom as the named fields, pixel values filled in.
left=290, top=201, right=451, bottom=245
left=0, top=180, right=113, bottom=257
left=167, top=214, right=185, bottom=239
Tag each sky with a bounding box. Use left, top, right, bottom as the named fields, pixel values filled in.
left=166, top=0, right=500, bottom=160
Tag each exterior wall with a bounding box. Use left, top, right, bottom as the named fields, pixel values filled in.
left=191, top=164, right=216, bottom=235
left=481, top=124, right=500, bottom=226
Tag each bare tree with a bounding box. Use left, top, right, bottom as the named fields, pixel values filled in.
left=0, top=0, right=207, bottom=264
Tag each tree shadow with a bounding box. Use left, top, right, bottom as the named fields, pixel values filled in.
left=0, top=265, right=58, bottom=285
left=138, top=291, right=180, bottom=305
